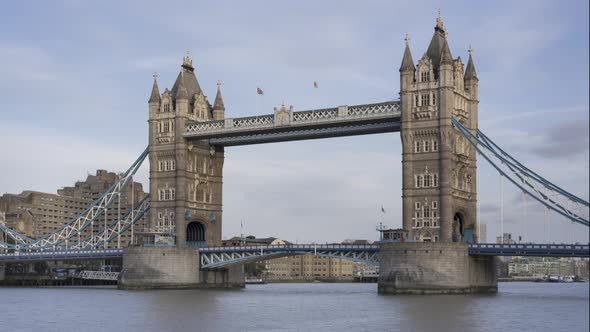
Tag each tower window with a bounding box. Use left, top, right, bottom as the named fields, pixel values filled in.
left=415, top=141, right=422, bottom=153
left=424, top=141, right=430, bottom=152
left=432, top=201, right=438, bottom=209
left=424, top=175, right=432, bottom=187
left=415, top=95, right=419, bottom=107
left=433, top=174, right=438, bottom=187
left=416, top=175, right=424, bottom=188
left=432, top=93, right=436, bottom=105
left=421, top=94, right=430, bottom=106
left=415, top=202, right=421, bottom=209
left=432, top=140, right=438, bottom=151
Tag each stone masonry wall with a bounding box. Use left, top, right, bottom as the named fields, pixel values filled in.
left=378, top=242, right=497, bottom=294
left=119, top=246, right=244, bottom=289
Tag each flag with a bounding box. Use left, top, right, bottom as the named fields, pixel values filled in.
left=381, top=206, right=386, bottom=213
left=257, top=87, right=264, bottom=95
left=313, top=81, right=318, bottom=88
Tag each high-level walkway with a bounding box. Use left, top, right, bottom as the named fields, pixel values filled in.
left=184, top=101, right=400, bottom=146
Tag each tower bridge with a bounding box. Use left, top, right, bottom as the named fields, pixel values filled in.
left=1, top=15, right=589, bottom=293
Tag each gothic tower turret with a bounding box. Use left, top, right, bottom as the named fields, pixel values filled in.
left=213, top=80, right=225, bottom=120
left=147, top=53, right=224, bottom=248
left=400, top=14, right=479, bottom=243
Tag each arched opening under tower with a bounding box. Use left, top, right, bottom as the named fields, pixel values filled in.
left=420, top=230, right=432, bottom=242
left=186, top=221, right=206, bottom=247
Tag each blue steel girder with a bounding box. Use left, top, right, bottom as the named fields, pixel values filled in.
left=0, top=249, right=124, bottom=262
left=468, top=243, right=590, bottom=257
left=199, top=244, right=380, bottom=269
left=184, top=101, right=401, bottom=146
left=0, top=147, right=149, bottom=250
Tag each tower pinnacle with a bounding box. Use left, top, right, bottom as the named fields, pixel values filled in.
left=213, top=80, right=225, bottom=111
left=400, top=33, right=415, bottom=72
left=435, top=9, right=445, bottom=33
left=149, top=72, right=160, bottom=103
left=465, top=45, right=478, bottom=80
left=182, top=50, right=194, bottom=71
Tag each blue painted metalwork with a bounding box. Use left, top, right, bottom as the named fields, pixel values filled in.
left=199, top=244, right=380, bottom=269
left=0, top=243, right=587, bottom=263
left=187, top=241, right=207, bottom=248
left=452, top=118, right=589, bottom=226
left=0, top=147, right=149, bottom=250
left=469, top=243, right=590, bottom=257
left=184, top=101, right=401, bottom=146
left=0, top=249, right=124, bottom=262
left=206, top=122, right=401, bottom=146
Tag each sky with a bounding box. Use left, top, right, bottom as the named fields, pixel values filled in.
left=0, top=0, right=588, bottom=244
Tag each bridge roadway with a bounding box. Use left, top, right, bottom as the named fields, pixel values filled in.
left=0, top=244, right=588, bottom=265
left=183, top=101, right=401, bottom=146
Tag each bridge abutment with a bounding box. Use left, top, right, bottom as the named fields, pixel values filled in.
left=378, top=242, right=497, bottom=295
left=119, top=246, right=244, bottom=290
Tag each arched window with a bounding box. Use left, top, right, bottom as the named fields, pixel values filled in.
left=424, top=175, right=432, bottom=187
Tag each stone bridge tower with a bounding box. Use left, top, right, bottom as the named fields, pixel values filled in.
left=400, top=15, right=479, bottom=243
left=147, top=53, right=225, bottom=247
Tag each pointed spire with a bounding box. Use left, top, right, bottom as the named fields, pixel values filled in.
left=176, top=71, right=189, bottom=100
left=435, top=9, right=445, bottom=33
left=149, top=72, right=161, bottom=103
left=399, top=33, right=415, bottom=72
left=440, top=38, right=453, bottom=64
left=171, top=52, right=202, bottom=101
left=213, top=80, right=225, bottom=110
left=465, top=45, right=478, bottom=80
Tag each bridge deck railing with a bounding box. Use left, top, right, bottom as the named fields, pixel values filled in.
left=185, top=101, right=401, bottom=137
left=199, top=244, right=380, bottom=253
left=469, top=243, right=589, bottom=250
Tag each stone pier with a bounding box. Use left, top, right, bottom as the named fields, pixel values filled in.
left=119, top=246, right=244, bottom=290
left=378, top=242, right=497, bottom=295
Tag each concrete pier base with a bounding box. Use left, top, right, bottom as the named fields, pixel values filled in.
left=119, top=246, right=244, bottom=290
left=378, top=242, right=497, bottom=295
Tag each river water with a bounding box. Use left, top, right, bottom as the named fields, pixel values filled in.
left=0, top=282, right=588, bottom=331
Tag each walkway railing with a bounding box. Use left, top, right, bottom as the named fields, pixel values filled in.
left=78, top=270, right=120, bottom=281
left=185, top=101, right=401, bottom=138
left=469, top=243, right=589, bottom=257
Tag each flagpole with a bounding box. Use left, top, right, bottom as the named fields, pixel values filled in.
left=255, top=88, right=259, bottom=115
